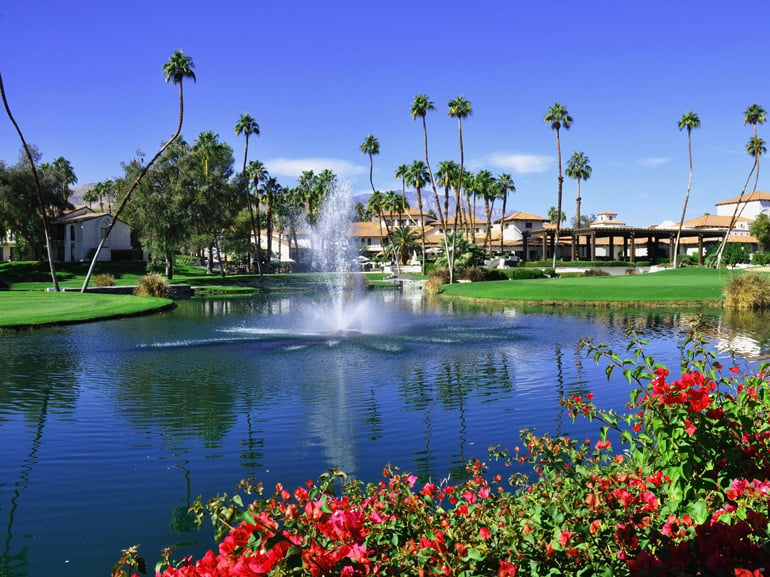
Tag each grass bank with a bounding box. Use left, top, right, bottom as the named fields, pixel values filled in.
left=0, top=292, right=174, bottom=329
left=439, top=267, right=751, bottom=306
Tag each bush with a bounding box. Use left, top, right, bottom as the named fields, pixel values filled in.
left=459, top=267, right=485, bottom=282
left=424, top=267, right=449, bottom=295
left=751, top=251, right=770, bottom=266
left=582, top=268, right=610, bottom=277
left=724, top=272, right=770, bottom=309
left=117, top=329, right=770, bottom=577
left=483, top=269, right=509, bottom=281
left=509, top=268, right=547, bottom=280
left=134, top=272, right=169, bottom=298
left=94, top=273, right=115, bottom=287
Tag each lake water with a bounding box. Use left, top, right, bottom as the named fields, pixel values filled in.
left=1, top=289, right=767, bottom=577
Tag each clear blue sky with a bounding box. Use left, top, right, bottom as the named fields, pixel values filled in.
left=2, top=0, right=769, bottom=226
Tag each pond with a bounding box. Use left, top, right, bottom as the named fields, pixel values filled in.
left=1, top=289, right=767, bottom=577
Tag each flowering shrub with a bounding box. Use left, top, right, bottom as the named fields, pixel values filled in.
left=113, top=330, right=770, bottom=577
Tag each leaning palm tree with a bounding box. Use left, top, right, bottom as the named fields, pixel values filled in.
left=717, top=104, right=767, bottom=269
left=496, top=173, right=516, bottom=254
left=82, top=50, right=195, bottom=291
left=544, top=102, right=573, bottom=269
left=360, top=134, right=380, bottom=194
left=673, top=112, right=700, bottom=268
left=0, top=72, right=60, bottom=290
left=448, top=96, right=472, bottom=282
left=234, top=113, right=261, bottom=273
left=565, top=151, right=592, bottom=234
left=406, top=160, right=430, bottom=273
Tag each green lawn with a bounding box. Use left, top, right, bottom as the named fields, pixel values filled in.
left=440, top=267, right=747, bottom=305
left=0, top=292, right=173, bottom=328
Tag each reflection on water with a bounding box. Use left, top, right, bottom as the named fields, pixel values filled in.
left=0, top=291, right=767, bottom=577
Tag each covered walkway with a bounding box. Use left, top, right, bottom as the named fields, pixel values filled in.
left=522, top=226, right=727, bottom=265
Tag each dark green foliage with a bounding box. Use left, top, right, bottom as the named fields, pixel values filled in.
left=751, top=251, right=770, bottom=265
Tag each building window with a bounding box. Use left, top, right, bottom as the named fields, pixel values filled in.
left=525, top=222, right=533, bottom=229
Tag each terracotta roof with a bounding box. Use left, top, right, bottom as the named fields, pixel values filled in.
left=682, top=214, right=752, bottom=228
left=499, top=211, right=548, bottom=223
left=715, top=191, right=770, bottom=205
left=351, top=222, right=386, bottom=236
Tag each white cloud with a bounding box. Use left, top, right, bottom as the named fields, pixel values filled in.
left=637, top=157, right=670, bottom=167
left=487, top=153, right=552, bottom=173
left=266, top=157, right=367, bottom=180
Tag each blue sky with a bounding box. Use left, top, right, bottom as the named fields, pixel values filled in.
left=2, top=1, right=769, bottom=226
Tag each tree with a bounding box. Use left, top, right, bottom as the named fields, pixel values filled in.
left=0, top=73, right=60, bottom=290
left=548, top=206, right=566, bottom=224
left=544, top=102, right=573, bottom=268
left=360, top=134, right=380, bottom=194
left=750, top=213, right=770, bottom=251
left=497, top=173, right=515, bottom=254
left=671, top=112, right=701, bottom=268
left=406, top=160, right=429, bottom=273
left=388, top=225, right=420, bottom=265
left=448, top=96, right=473, bottom=282
left=234, top=113, right=261, bottom=273
left=190, top=130, right=235, bottom=276
left=565, top=151, right=591, bottom=232
left=120, top=139, right=196, bottom=279
left=394, top=163, right=414, bottom=225
left=82, top=50, right=195, bottom=290
left=716, top=104, right=767, bottom=268
left=410, top=94, right=445, bottom=235
left=473, top=169, right=497, bottom=256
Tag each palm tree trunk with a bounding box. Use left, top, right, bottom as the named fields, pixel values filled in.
left=673, top=132, right=693, bottom=268
left=553, top=129, right=563, bottom=269
left=82, top=83, right=185, bottom=291
left=0, top=72, right=60, bottom=291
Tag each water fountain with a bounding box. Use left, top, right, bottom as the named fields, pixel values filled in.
left=306, top=179, right=382, bottom=335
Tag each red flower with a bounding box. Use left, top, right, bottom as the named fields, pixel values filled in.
left=558, top=530, right=575, bottom=547
left=498, top=560, right=517, bottom=576
left=480, top=526, right=492, bottom=540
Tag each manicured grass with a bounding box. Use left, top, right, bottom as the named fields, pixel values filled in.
left=0, top=292, right=173, bottom=328
left=440, top=267, right=753, bottom=305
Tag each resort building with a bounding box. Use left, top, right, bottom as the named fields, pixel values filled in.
left=52, top=206, right=134, bottom=262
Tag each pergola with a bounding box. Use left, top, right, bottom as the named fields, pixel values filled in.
left=522, top=226, right=727, bottom=265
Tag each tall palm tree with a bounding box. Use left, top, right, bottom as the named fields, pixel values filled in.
left=673, top=112, right=700, bottom=268
left=406, top=160, right=430, bottom=273
left=262, top=176, right=282, bottom=263
left=360, top=134, right=380, bottom=194
left=0, top=72, right=60, bottom=290
left=82, top=50, right=195, bottom=290
left=496, top=173, right=515, bottom=254
left=367, top=189, right=390, bottom=254
left=544, top=102, right=573, bottom=269
left=717, top=104, right=767, bottom=268
left=448, top=96, right=472, bottom=282
left=234, top=113, right=261, bottom=273
left=565, top=151, right=591, bottom=233
left=410, top=94, right=444, bottom=230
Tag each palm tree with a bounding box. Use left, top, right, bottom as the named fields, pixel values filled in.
left=82, top=50, right=195, bottom=291
left=410, top=94, right=444, bottom=230
left=394, top=163, right=414, bottom=225
left=448, top=96, right=472, bottom=281
left=717, top=104, right=767, bottom=268
left=234, top=113, right=261, bottom=273
left=565, top=151, right=591, bottom=233
left=496, top=173, right=515, bottom=254
left=0, top=72, right=60, bottom=290
left=192, top=130, right=226, bottom=276
left=406, top=160, right=430, bottom=273
left=436, top=160, right=460, bottom=234
left=389, top=225, right=420, bottom=265
left=473, top=170, right=497, bottom=255
left=262, top=176, right=282, bottom=264
left=247, top=160, right=269, bottom=267
left=360, top=134, right=380, bottom=194
left=673, top=112, right=700, bottom=268
left=544, top=102, right=573, bottom=268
